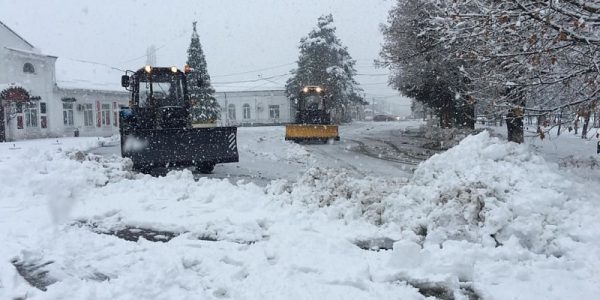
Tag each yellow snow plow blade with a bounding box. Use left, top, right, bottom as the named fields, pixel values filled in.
left=285, top=124, right=339, bottom=142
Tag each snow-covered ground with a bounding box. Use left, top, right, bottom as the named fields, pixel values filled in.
left=1, top=122, right=599, bottom=299
left=91, top=121, right=424, bottom=185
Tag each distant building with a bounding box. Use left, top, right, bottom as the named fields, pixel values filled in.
left=0, top=20, right=128, bottom=142
left=215, top=90, right=292, bottom=126
left=214, top=89, right=369, bottom=126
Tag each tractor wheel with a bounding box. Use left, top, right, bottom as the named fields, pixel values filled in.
left=132, top=164, right=152, bottom=174
left=196, top=163, right=215, bottom=174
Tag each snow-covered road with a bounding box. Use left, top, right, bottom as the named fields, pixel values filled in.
left=91, top=121, right=428, bottom=185
left=1, top=122, right=600, bottom=299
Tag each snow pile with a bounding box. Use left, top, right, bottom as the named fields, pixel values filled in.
left=421, top=123, right=484, bottom=150
left=268, top=131, right=600, bottom=257
left=383, top=131, right=598, bottom=254
left=269, top=167, right=406, bottom=225
left=1, top=130, right=600, bottom=299
left=375, top=132, right=600, bottom=299
left=268, top=132, right=600, bottom=298
left=0, top=151, right=422, bottom=299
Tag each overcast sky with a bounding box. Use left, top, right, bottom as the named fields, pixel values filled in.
left=0, top=0, right=411, bottom=115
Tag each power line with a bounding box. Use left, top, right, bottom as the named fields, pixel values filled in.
left=212, top=73, right=288, bottom=85
left=211, top=59, right=384, bottom=79
left=119, top=29, right=191, bottom=65
left=212, top=63, right=295, bottom=78
left=360, top=82, right=391, bottom=86
left=60, top=57, right=125, bottom=72
left=119, top=44, right=169, bottom=65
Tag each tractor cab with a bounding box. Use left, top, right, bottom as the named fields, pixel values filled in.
left=125, top=66, right=188, bottom=109
left=296, top=85, right=330, bottom=125
left=121, top=66, right=190, bottom=129
left=300, top=86, right=325, bottom=111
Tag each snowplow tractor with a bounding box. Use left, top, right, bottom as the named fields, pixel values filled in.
left=285, top=85, right=339, bottom=143
left=119, top=66, right=238, bottom=174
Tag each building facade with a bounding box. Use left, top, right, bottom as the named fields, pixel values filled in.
left=0, top=21, right=128, bottom=142
left=56, top=87, right=127, bottom=138
left=215, top=90, right=292, bottom=126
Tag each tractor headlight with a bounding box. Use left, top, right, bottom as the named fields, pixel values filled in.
left=302, top=87, right=309, bottom=93
left=144, top=65, right=152, bottom=73
left=316, top=87, right=323, bottom=93
left=171, top=66, right=178, bottom=73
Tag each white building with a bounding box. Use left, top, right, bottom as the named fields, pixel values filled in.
left=55, top=87, right=127, bottom=138
left=0, top=20, right=128, bottom=142
left=215, top=89, right=292, bottom=126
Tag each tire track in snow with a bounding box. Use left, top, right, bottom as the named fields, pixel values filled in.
left=346, top=138, right=421, bottom=166
left=303, top=143, right=368, bottom=176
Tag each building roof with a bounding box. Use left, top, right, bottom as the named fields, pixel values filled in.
left=0, top=83, right=21, bottom=92
left=0, top=20, right=126, bottom=94
left=4, top=47, right=57, bottom=59
left=0, top=20, right=35, bottom=49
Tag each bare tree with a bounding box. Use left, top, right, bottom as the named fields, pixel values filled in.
left=422, top=0, right=600, bottom=142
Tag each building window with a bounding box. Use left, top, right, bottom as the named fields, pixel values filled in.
left=25, top=103, right=38, bottom=127
left=228, top=104, right=236, bottom=120
left=40, top=102, right=47, bottom=114
left=269, top=105, right=280, bottom=119
left=101, top=104, right=111, bottom=126
left=113, top=102, right=118, bottom=127
left=84, top=103, right=94, bottom=126
left=63, top=103, right=74, bottom=126
left=243, top=104, right=251, bottom=120
left=23, top=63, right=35, bottom=74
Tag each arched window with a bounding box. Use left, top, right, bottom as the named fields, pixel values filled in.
left=23, top=63, right=35, bottom=74
left=228, top=104, right=236, bottom=120
left=243, top=103, right=251, bottom=120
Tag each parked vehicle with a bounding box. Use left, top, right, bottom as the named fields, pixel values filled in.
left=373, top=114, right=397, bottom=122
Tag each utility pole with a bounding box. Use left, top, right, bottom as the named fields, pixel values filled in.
left=146, top=45, right=157, bottom=66
left=224, top=92, right=228, bottom=126
left=372, top=98, right=375, bottom=114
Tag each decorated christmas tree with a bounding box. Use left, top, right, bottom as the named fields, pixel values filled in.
left=186, top=21, right=220, bottom=123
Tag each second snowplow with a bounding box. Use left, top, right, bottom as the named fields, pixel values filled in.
left=285, top=86, right=339, bottom=143
left=285, top=124, right=339, bottom=142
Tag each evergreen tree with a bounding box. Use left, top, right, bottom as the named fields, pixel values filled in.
left=285, top=14, right=364, bottom=123
left=186, top=21, right=219, bottom=122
